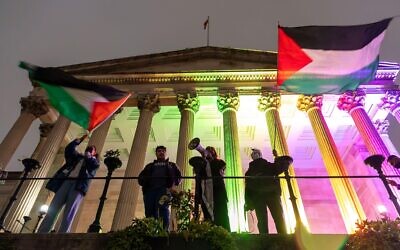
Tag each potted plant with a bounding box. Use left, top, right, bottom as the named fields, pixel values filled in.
left=103, top=149, right=122, bottom=172
left=345, top=217, right=400, bottom=249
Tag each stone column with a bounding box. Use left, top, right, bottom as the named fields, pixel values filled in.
left=297, top=95, right=365, bottom=233
left=338, top=90, right=400, bottom=217
left=217, top=92, right=245, bottom=232
left=258, top=92, right=308, bottom=232
left=176, top=93, right=199, bottom=191
left=375, top=120, right=399, bottom=155
left=337, top=90, right=396, bottom=170
left=378, top=90, right=400, bottom=123
left=4, top=115, right=70, bottom=232
left=20, top=123, right=55, bottom=232
left=0, top=96, right=49, bottom=170
left=111, top=95, right=160, bottom=231
left=70, top=115, right=115, bottom=232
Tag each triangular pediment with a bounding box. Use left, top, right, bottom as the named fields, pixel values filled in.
left=60, top=46, right=277, bottom=75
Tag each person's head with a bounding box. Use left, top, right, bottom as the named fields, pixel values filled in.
left=85, top=145, right=97, bottom=158
left=155, top=145, right=167, bottom=160
left=251, top=148, right=262, bottom=160
left=387, top=155, right=400, bottom=167
left=205, top=146, right=218, bottom=160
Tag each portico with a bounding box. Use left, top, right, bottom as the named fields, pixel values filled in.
left=1, top=46, right=399, bottom=234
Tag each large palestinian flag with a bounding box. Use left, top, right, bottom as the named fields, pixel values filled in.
left=20, top=62, right=131, bottom=132
left=278, top=18, right=392, bottom=94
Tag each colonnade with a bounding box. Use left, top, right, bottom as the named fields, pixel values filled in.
left=1, top=89, right=399, bottom=233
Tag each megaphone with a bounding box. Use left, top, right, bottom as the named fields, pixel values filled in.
left=188, top=137, right=208, bottom=156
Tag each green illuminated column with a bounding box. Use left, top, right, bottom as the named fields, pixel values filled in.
left=297, top=95, right=365, bottom=233
left=176, top=93, right=199, bottom=191
left=112, top=95, right=160, bottom=231
left=258, top=92, right=309, bottom=233
left=217, top=92, right=246, bottom=232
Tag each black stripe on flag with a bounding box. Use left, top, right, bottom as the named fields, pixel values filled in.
left=29, top=66, right=128, bottom=101
left=279, top=18, right=392, bottom=51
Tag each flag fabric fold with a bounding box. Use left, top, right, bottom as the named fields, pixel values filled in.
left=203, top=17, right=209, bottom=30
left=278, top=18, right=392, bottom=94
left=19, top=62, right=131, bottom=132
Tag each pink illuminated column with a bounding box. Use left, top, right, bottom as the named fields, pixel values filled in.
left=337, top=90, right=395, bottom=166
left=297, top=95, right=365, bottom=232
left=111, top=95, right=160, bottom=231
left=176, top=93, right=199, bottom=191
left=0, top=96, right=49, bottom=170
left=258, top=92, right=308, bottom=232
left=337, top=90, right=400, bottom=216
left=378, top=90, right=400, bottom=123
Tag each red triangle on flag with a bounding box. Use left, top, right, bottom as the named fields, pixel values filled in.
left=278, top=27, right=312, bottom=85
left=88, top=95, right=130, bottom=131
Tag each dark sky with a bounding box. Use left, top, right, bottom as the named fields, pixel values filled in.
left=1, top=0, right=399, bottom=170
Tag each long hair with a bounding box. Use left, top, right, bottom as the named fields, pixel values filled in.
left=206, top=146, right=218, bottom=160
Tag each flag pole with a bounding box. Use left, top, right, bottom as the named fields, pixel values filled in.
left=207, top=16, right=210, bottom=46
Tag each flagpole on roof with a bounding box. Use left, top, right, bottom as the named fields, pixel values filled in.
left=204, top=16, right=210, bottom=46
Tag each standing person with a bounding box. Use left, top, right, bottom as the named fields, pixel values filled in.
left=244, top=148, right=292, bottom=234
left=189, top=146, right=230, bottom=231
left=189, top=149, right=214, bottom=223
left=205, top=146, right=230, bottom=232
left=138, top=146, right=181, bottom=230
left=38, top=134, right=99, bottom=233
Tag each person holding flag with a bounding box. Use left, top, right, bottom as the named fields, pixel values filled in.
left=18, top=61, right=131, bottom=232
left=38, top=134, right=99, bottom=233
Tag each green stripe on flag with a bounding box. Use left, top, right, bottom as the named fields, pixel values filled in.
left=39, top=82, right=90, bottom=129
left=281, top=58, right=378, bottom=94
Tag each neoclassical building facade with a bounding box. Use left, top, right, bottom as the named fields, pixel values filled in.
left=0, top=47, right=399, bottom=234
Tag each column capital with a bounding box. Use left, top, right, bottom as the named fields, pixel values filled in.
left=137, top=94, right=160, bottom=113
left=217, top=92, right=239, bottom=112
left=374, top=119, right=390, bottom=134
left=378, top=90, right=400, bottom=113
left=258, top=92, right=281, bottom=112
left=20, top=96, right=49, bottom=118
left=176, top=93, right=200, bottom=113
left=337, top=90, right=366, bottom=113
left=39, top=123, right=54, bottom=138
left=296, top=95, right=323, bottom=112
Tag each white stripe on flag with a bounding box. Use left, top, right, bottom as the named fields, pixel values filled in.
left=63, top=87, right=108, bottom=112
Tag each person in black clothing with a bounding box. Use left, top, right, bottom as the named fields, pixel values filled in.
left=206, top=146, right=230, bottom=232
left=138, top=146, right=181, bottom=230
left=189, top=146, right=230, bottom=232
left=244, top=148, right=292, bottom=234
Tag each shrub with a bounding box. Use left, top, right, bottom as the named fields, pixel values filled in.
left=345, top=218, right=400, bottom=250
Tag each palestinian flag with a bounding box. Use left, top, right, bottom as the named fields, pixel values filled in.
left=19, top=62, right=131, bottom=132
left=278, top=18, right=392, bottom=94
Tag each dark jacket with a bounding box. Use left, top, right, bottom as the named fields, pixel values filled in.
left=45, top=139, right=100, bottom=195
left=245, top=157, right=290, bottom=209
left=138, top=159, right=181, bottom=193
